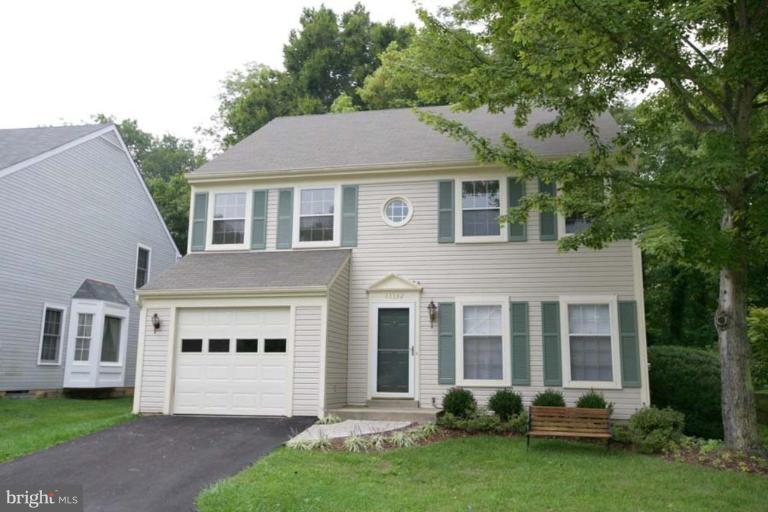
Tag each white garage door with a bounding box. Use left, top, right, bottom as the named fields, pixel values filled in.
left=173, top=308, right=290, bottom=416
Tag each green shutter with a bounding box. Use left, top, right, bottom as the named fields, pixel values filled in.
left=438, top=302, right=456, bottom=385
left=341, top=185, right=358, bottom=247
left=190, top=192, right=208, bottom=252
left=619, top=301, right=642, bottom=388
left=250, top=190, right=268, bottom=250
left=542, top=302, right=562, bottom=386
left=507, top=178, right=527, bottom=242
left=539, top=180, right=558, bottom=241
left=510, top=302, right=530, bottom=385
left=438, top=180, right=454, bottom=243
left=276, top=188, right=293, bottom=249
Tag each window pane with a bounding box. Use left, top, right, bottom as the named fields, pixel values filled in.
left=181, top=339, right=203, bottom=352
left=300, top=188, right=335, bottom=216
left=75, top=313, right=93, bottom=361
left=568, top=304, right=610, bottom=335
left=463, top=335, right=503, bottom=380
left=385, top=199, right=409, bottom=224
left=208, top=339, right=230, bottom=353
left=213, top=193, right=246, bottom=219
left=236, top=339, right=259, bottom=353
left=463, top=305, right=502, bottom=335
left=570, top=335, right=613, bottom=381
left=299, top=215, right=334, bottom=241
left=462, top=209, right=500, bottom=236
left=100, top=316, right=121, bottom=362
left=212, top=219, right=245, bottom=244
left=40, top=308, right=62, bottom=361
left=462, top=181, right=500, bottom=209
left=135, top=247, right=150, bottom=288
left=264, top=339, right=287, bottom=353
left=566, top=214, right=591, bottom=234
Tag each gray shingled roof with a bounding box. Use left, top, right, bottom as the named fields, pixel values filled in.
left=0, top=124, right=109, bottom=171
left=73, top=279, right=129, bottom=305
left=193, top=106, right=619, bottom=176
left=139, top=250, right=351, bottom=293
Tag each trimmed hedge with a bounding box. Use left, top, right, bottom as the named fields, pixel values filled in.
left=648, top=345, right=722, bottom=439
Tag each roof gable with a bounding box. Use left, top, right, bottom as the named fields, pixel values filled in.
left=0, top=124, right=110, bottom=172
left=192, top=106, right=619, bottom=177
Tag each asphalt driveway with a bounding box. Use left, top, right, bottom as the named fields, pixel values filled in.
left=0, top=415, right=314, bottom=512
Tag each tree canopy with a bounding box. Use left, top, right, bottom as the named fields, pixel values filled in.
left=388, top=1, right=767, bottom=452
left=211, top=3, right=414, bottom=146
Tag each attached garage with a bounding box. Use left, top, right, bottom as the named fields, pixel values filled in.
left=133, top=250, right=351, bottom=418
left=173, top=308, right=290, bottom=415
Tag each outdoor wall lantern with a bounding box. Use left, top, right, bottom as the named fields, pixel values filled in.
left=152, top=313, right=161, bottom=333
left=428, top=301, right=438, bottom=328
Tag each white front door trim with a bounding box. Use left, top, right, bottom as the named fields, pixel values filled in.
left=369, top=302, right=416, bottom=399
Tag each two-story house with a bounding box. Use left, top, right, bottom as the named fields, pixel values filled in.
left=133, top=107, right=650, bottom=420
left=0, top=124, right=179, bottom=395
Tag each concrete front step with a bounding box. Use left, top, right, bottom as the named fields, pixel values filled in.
left=365, top=399, right=419, bottom=409
left=328, top=406, right=437, bottom=423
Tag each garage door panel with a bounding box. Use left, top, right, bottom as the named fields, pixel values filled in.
left=173, top=308, right=291, bottom=416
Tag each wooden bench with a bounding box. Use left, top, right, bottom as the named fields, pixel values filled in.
left=527, top=406, right=611, bottom=448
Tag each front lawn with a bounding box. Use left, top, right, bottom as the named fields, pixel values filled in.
left=197, top=436, right=767, bottom=512
left=0, top=397, right=134, bottom=463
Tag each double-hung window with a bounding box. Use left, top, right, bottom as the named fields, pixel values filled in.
left=561, top=297, right=621, bottom=388
left=564, top=213, right=591, bottom=235
left=211, top=192, right=247, bottom=246
left=294, top=186, right=340, bottom=246
left=38, top=306, right=64, bottom=364
left=74, top=313, right=93, bottom=362
left=456, top=178, right=506, bottom=242
left=100, top=316, right=122, bottom=363
left=457, top=301, right=509, bottom=385
left=135, top=245, right=150, bottom=288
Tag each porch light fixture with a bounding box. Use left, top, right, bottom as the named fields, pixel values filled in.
left=152, top=313, right=161, bottom=333
left=428, top=301, right=438, bottom=328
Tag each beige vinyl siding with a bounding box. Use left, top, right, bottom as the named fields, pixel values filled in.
left=293, top=306, right=322, bottom=415
left=137, top=308, right=170, bottom=413
left=325, top=262, right=350, bottom=409
left=192, top=171, right=645, bottom=420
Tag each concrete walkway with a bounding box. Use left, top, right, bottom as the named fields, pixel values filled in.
left=291, top=419, right=411, bottom=441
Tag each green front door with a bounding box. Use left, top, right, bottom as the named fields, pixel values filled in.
left=377, top=308, right=410, bottom=394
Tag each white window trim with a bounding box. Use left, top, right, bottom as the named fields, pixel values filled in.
left=455, top=297, right=511, bottom=387
left=99, top=304, right=129, bottom=366
left=292, top=185, right=342, bottom=248
left=382, top=196, right=414, bottom=227
left=205, top=189, right=252, bottom=251
left=455, top=175, right=508, bottom=244
left=134, top=243, right=152, bottom=290
left=37, top=303, right=67, bottom=366
left=559, top=295, right=622, bottom=389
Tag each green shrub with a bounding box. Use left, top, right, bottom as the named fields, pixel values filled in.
left=576, top=390, right=612, bottom=415
left=648, top=345, right=722, bottom=439
left=509, top=412, right=529, bottom=434
left=532, top=389, right=566, bottom=407
left=442, top=387, right=477, bottom=418
left=748, top=308, right=768, bottom=389
left=628, top=406, right=685, bottom=454
left=488, top=389, right=523, bottom=421
left=436, top=412, right=461, bottom=429
left=462, top=414, right=502, bottom=433
left=611, top=424, right=633, bottom=444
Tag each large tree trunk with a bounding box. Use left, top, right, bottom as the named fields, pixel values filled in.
left=716, top=208, right=762, bottom=453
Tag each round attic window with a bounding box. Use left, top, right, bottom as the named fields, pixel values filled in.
left=382, top=197, right=413, bottom=227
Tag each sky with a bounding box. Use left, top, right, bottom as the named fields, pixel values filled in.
left=0, top=0, right=444, bottom=144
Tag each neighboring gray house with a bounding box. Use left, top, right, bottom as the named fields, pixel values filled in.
left=134, top=107, right=649, bottom=421
left=0, top=124, right=179, bottom=393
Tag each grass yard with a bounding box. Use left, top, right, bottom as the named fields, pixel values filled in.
left=198, top=436, right=768, bottom=512
left=0, top=397, right=134, bottom=463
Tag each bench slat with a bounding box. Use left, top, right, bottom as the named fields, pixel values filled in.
left=527, top=406, right=611, bottom=443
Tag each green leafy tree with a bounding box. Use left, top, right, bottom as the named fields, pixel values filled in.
left=330, top=92, right=360, bottom=113
left=212, top=3, right=413, bottom=146
left=94, top=114, right=205, bottom=253
left=400, top=2, right=768, bottom=452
